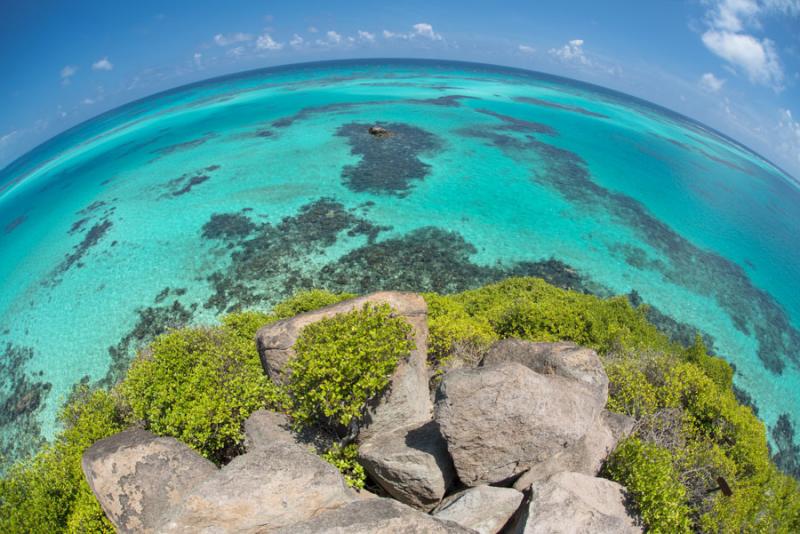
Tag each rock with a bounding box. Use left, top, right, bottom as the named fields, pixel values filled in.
left=482, top=339, right=608, bottom=402
left=159, top=440, right=357, bottom=533
left=244, top=409, right=334, bottom=454
left=256, top=291, right=431, bottom=438
left=270, top=498, right=474, bottom=534
left=513, top=410, right=635, bottom=490
left=433, top=486, right=523, bottom=534
left=434, top=362, right=604, bottom=485
left=81, top=429, right=217, bottom=534
left=368, top=125, right=391, bottom=137
left=358, top=421, right=455, bottom=511
left=511, top=472, right=642, bottom=534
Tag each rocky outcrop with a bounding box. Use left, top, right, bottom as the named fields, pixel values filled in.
left=368, top=125, right=392, bottom=138
left=511, top=471, right=642, bottom=533
left=513, top=410, right=635, bottom=490
left=160, top=439, right=357, bottom=532
left=81, top=429, right=217, bottom=534
left=270, top=498, right=472, bottom=534
left=482, top=339, right=608, bottom=401
left=434, top=362, right=604, bottom=485
left=433, top=486, right=524, bottom=534
left=244, top=408, right=334, bottom=454
left=358, top=420, right=455, bottom=511
left=256, top=291, right=431, bottom=439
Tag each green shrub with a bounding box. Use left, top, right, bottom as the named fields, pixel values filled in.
left=271, top=289, right=355, bottom=320
left=322, top=443, right=366, bottom=489
left=604, top=437, right=692, bottom=533
left=286, top=303, right=413, bottom=430
left=423, top=292, right=497, bottom=367
left=121, top=325, right=271, bottom=463
left=0, top=386, right=125, bottom=533
left=220, top=310, right=275, bottom=340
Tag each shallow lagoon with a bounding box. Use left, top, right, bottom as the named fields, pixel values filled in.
left=1, top=59, right=798, bottom=468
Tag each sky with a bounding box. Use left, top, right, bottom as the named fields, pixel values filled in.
left=1, top=0, right=798, bottom=178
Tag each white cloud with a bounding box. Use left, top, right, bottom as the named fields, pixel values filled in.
left=213, top=32, right=253, bottom=46
left=92, top=57, right=113, bottom=71
left=776, top=108, right=800, bottom=169
left=358, top=30, right=375, bottom=43
left=289, top=34, right=305, bottom=48
left=0, top=130, right=17, bottom=146
left=518, top=44, right=536, bottom=54
left=60, top=65, right=77, bottom=85
left=82, top=98, right=95, bottom=105
left=382, top=23, right=443, bottom=41
left=411, top=22, right=442, bottom=40
left=326, top=30, right=342, bottom=45
left=227, top=46, right=246, bottom=57
left=708, top=0, right=761, bottom=32
left=701, top=30, right=783, bottom=88
left=549, top=39, right=589, bottom=65
left=193, top=52, right=203, bottom=67
left=308, top=26, right=318, bottom=33
left=700, top=72, right=726, bottom=92
left=256, top=33, right=283, bottom=50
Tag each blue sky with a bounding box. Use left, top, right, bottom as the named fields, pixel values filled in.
left=1, top=0, right=799, bottom=177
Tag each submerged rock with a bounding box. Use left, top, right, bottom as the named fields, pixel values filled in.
left=358, top=420, right=455, bottom=511
left=510, top=471, right=642, bottom=534
left=81, top=429, right=217, bottom=534
left=256, top=291, right=432, bottom=439
left=433, top=485, right=524, bottom=534
left=434, top=362, right=604, bottom=485
left=368, top=125, right=392, bottom=137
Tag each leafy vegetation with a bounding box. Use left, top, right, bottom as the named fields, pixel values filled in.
left=285, top=303, right=413, bottom=431
left=2, top=280, right=798, bottom=533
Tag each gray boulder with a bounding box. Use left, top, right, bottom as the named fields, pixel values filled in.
left=513, top=410, right=635, bottom=490
left=159, top=440, right=357, bottom=533
left=81, top=429, right=217, bottom=534
left=434, top=362, right=604, bottom=485
left=270, top=498, right=474, bottom=534
left=482, top=339, right=608, bottom=402
left=256, top=291, right=431, bottom=439
left=511, top=472, right=642, bottom=534
left=433, top=486, right=523, bottom=534
left=358, top=421, right=455, bottom=511
left=244, top=409, right=334, bottom=454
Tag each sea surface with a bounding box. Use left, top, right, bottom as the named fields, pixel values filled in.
left=1, top=59, right=798, bottom=470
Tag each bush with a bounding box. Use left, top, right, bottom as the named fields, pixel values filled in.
left=0, top=386, right=125, bottom=533
left=286, top=303, right=413, bottom=431
left=271, top=289, right=355, bottom=320
left=603, top=437, right=692, bottom=533
left=121, top=324, right=272, bottom=463
left=322, top=443, right=366, bottom=489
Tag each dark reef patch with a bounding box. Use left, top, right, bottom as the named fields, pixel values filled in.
left=162, top=165, right=220, bottom=198
left=475, top=108, right=556, bottom=135
left=48, top=218, right=113, bottom=286
left=627, top=289, right=717, bottom=351
left=335, top=122, right=441, bottom=196
left=101, top=295, right=197, bottom=387
left=772, top=414, right=800, bottom=478
left=3, top=215, right=27, bottom=235
left=201, top=198, right=392, bottom=313
left=460, top=122, right=800, bottom=376
left=151, top=132, right=216, bottom=157
left=513, top=96, right=609, bottom=119
left=0, top=342, right=51, bottom=468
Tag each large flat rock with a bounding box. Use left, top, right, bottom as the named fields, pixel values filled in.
left=269, top=498, right=474, bottom=534
left=256, top=291, right=431, bottom=438
left=434, top=362, right=604, bottom=485
left=358, top=420, right=455, bottom=511
left=511, top=472, right=642, bottom=534
left=482, top=339, right=608, bottom=402
left=433, top=485, right=523, bottom=534
left=513, top=410, right=635, bottom=490
left=81, top=429, right=217, bottom=534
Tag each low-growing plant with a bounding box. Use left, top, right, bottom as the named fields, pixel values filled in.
left=0, top=386, right=125, bottom=533
left=322, top=443, right=366, bottom=489
left=286, top=303, right=413, bottom=432
left=271, top=289, right=356, bottom=320
left=121, top=325, right=272, bottom=463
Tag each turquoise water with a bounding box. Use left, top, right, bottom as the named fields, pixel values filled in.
left=1, top=59, right=798, bottom=469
